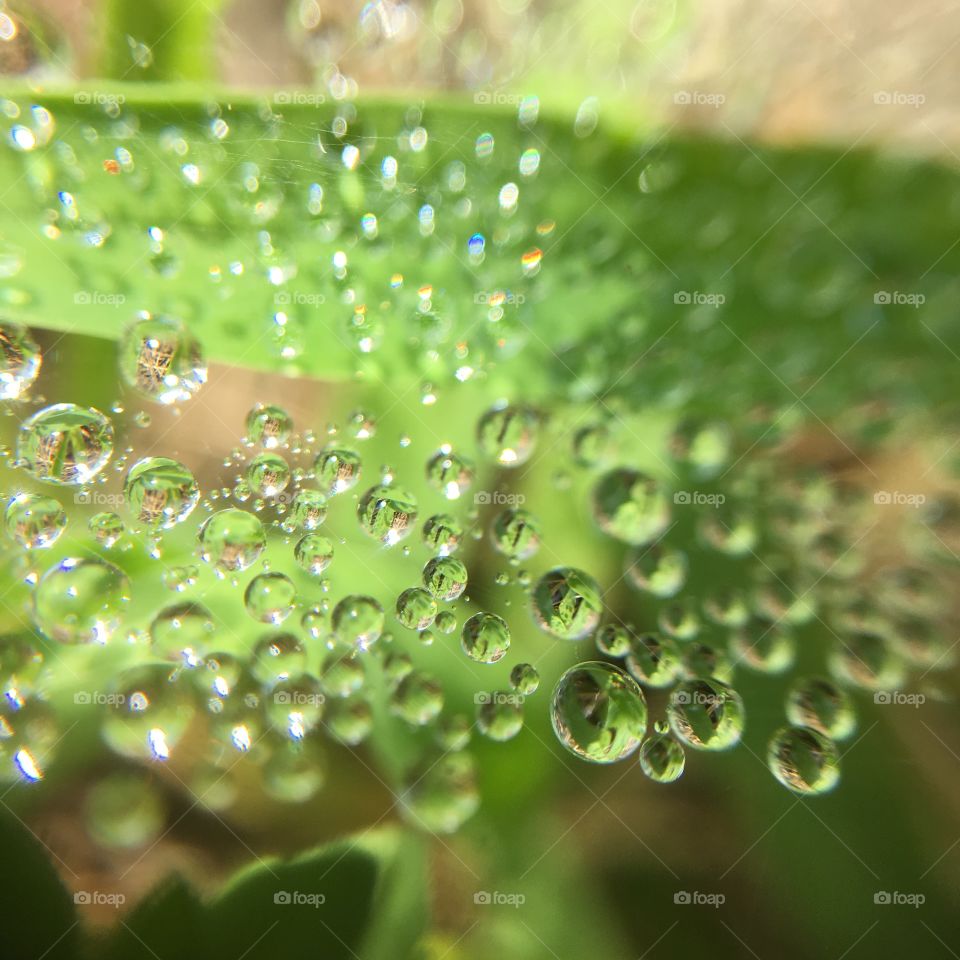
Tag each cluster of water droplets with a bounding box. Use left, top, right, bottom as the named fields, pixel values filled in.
left=0, top=85, right=955, bottom=840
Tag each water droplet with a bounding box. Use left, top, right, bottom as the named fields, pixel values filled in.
left=592, top=469, right=670, bottom=545
left=425, top=446, right=474, bottom=499
left=118, top=315, right=206, bottom=404
left=476, top=403, right=539, bottom=466
left=390, top=672, right=444, bottom=726
left=828, top=631, right=904, bottom=690
left=510, top=662, right=539, bottom=695
left=288, top=489, right=327, bottom=530
left=400, top=752, right=479, bottom=833
left=252, top=632, right=307, bottom=684
left=639, top=732, right=685, bottom=783
left=245, top=572, right=296, bottom=624
left=422, top=555, right=468, bottom=601
left=321, top=696, right=370, bottom=745
left=625, top=632, right=681, bottom=688
left=669, top=419, right=732, bottom=478
left=668, top=679, right=745, bottom=751
left=551, top=662, right=647, bottom=762
left=198, top=509, right=266, bottom=572
left=595, top=624, right=631, bottom=658
left=263, top=742, right=325, bottom=802
left=491, top=508, right=541, bottom=560
left=163, top=564, right=198, bottom=592
left=422, top=513, right=463, bottom=555
left=245, top=403, right=293, bottom=448
left=657, top=597, right=700, bottom=640
left=4, top=493, right=66, bottom=549
left=731, top=618, right=795, bottom=673
left=124, top=456, right=199, bottom=528
left=680, top=640, right=733, bottom=682
left=89, top=511, right=124, bottom=548
left=477, top=691, right=524, bottom=741
left=32, top=557, right=130, bottom=644
left=461, top=612, right=511, bottom=663
left=518, top=148, right=540, bottom=177
left=247, top=452, right=291, bottom=497
left=699, top=507, right=758, bottom=556
left=357, top=484, right=417, bottom=545
left=624, top=543, right=686, bottom=597
left=395, top=587, right=438, bottom=631
left=332, top=595, right=384, bottom=650
left=294, top=533, right=334, bottom=576
left=102, top=664, right=193, bottom=761
left=767, top=725, right=840, bottom=795
left=17, top=403, right=114, bottom=485
left=0, top=321, right=41, bottom=399
left=702, top=587, right=750, bottom=627
left=320, top=650, right=366, bottom=698
left=150, top=601, right=215, bottom=662
left=530, top=567, right=602, bottom=640
left=785, top=676, right=856, bottom=740
left=572, top=423, right=611, bottom=468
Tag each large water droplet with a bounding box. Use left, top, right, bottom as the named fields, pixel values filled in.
left=767, top=725, right=840, bottom=795
left=32, top=556, right=130, bottom=644
left=124, top=456, right=199, bottom=528
left=460, top=612, right=511, bottom=663
left=592, top=469, right=670, bottom=545
left=667, top=679, right=745, bottom=751
left=0, top=321, right=41, bottom=399
left=476, top=403, right=539, bottom=466
left=118, top=314, right=207, bottom=404
left=530, top=566, right=602, bottom=640
left=17, top=403, right=114, bottom=485
left=551, top=661, right=647, bottom=762
left=4, top=493, right=66, bottom=549
left=357, top=483, right=417, bottom=545
left=198, top=509, right=266, bottom=572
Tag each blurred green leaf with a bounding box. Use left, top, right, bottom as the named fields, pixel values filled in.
left=0, top=803, right=78, bottom=960
left=85, top=829, right=428, bottom=960
left=358, top=829, right=429, bottom=960
left=100, top=874, right=204, bottom=960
